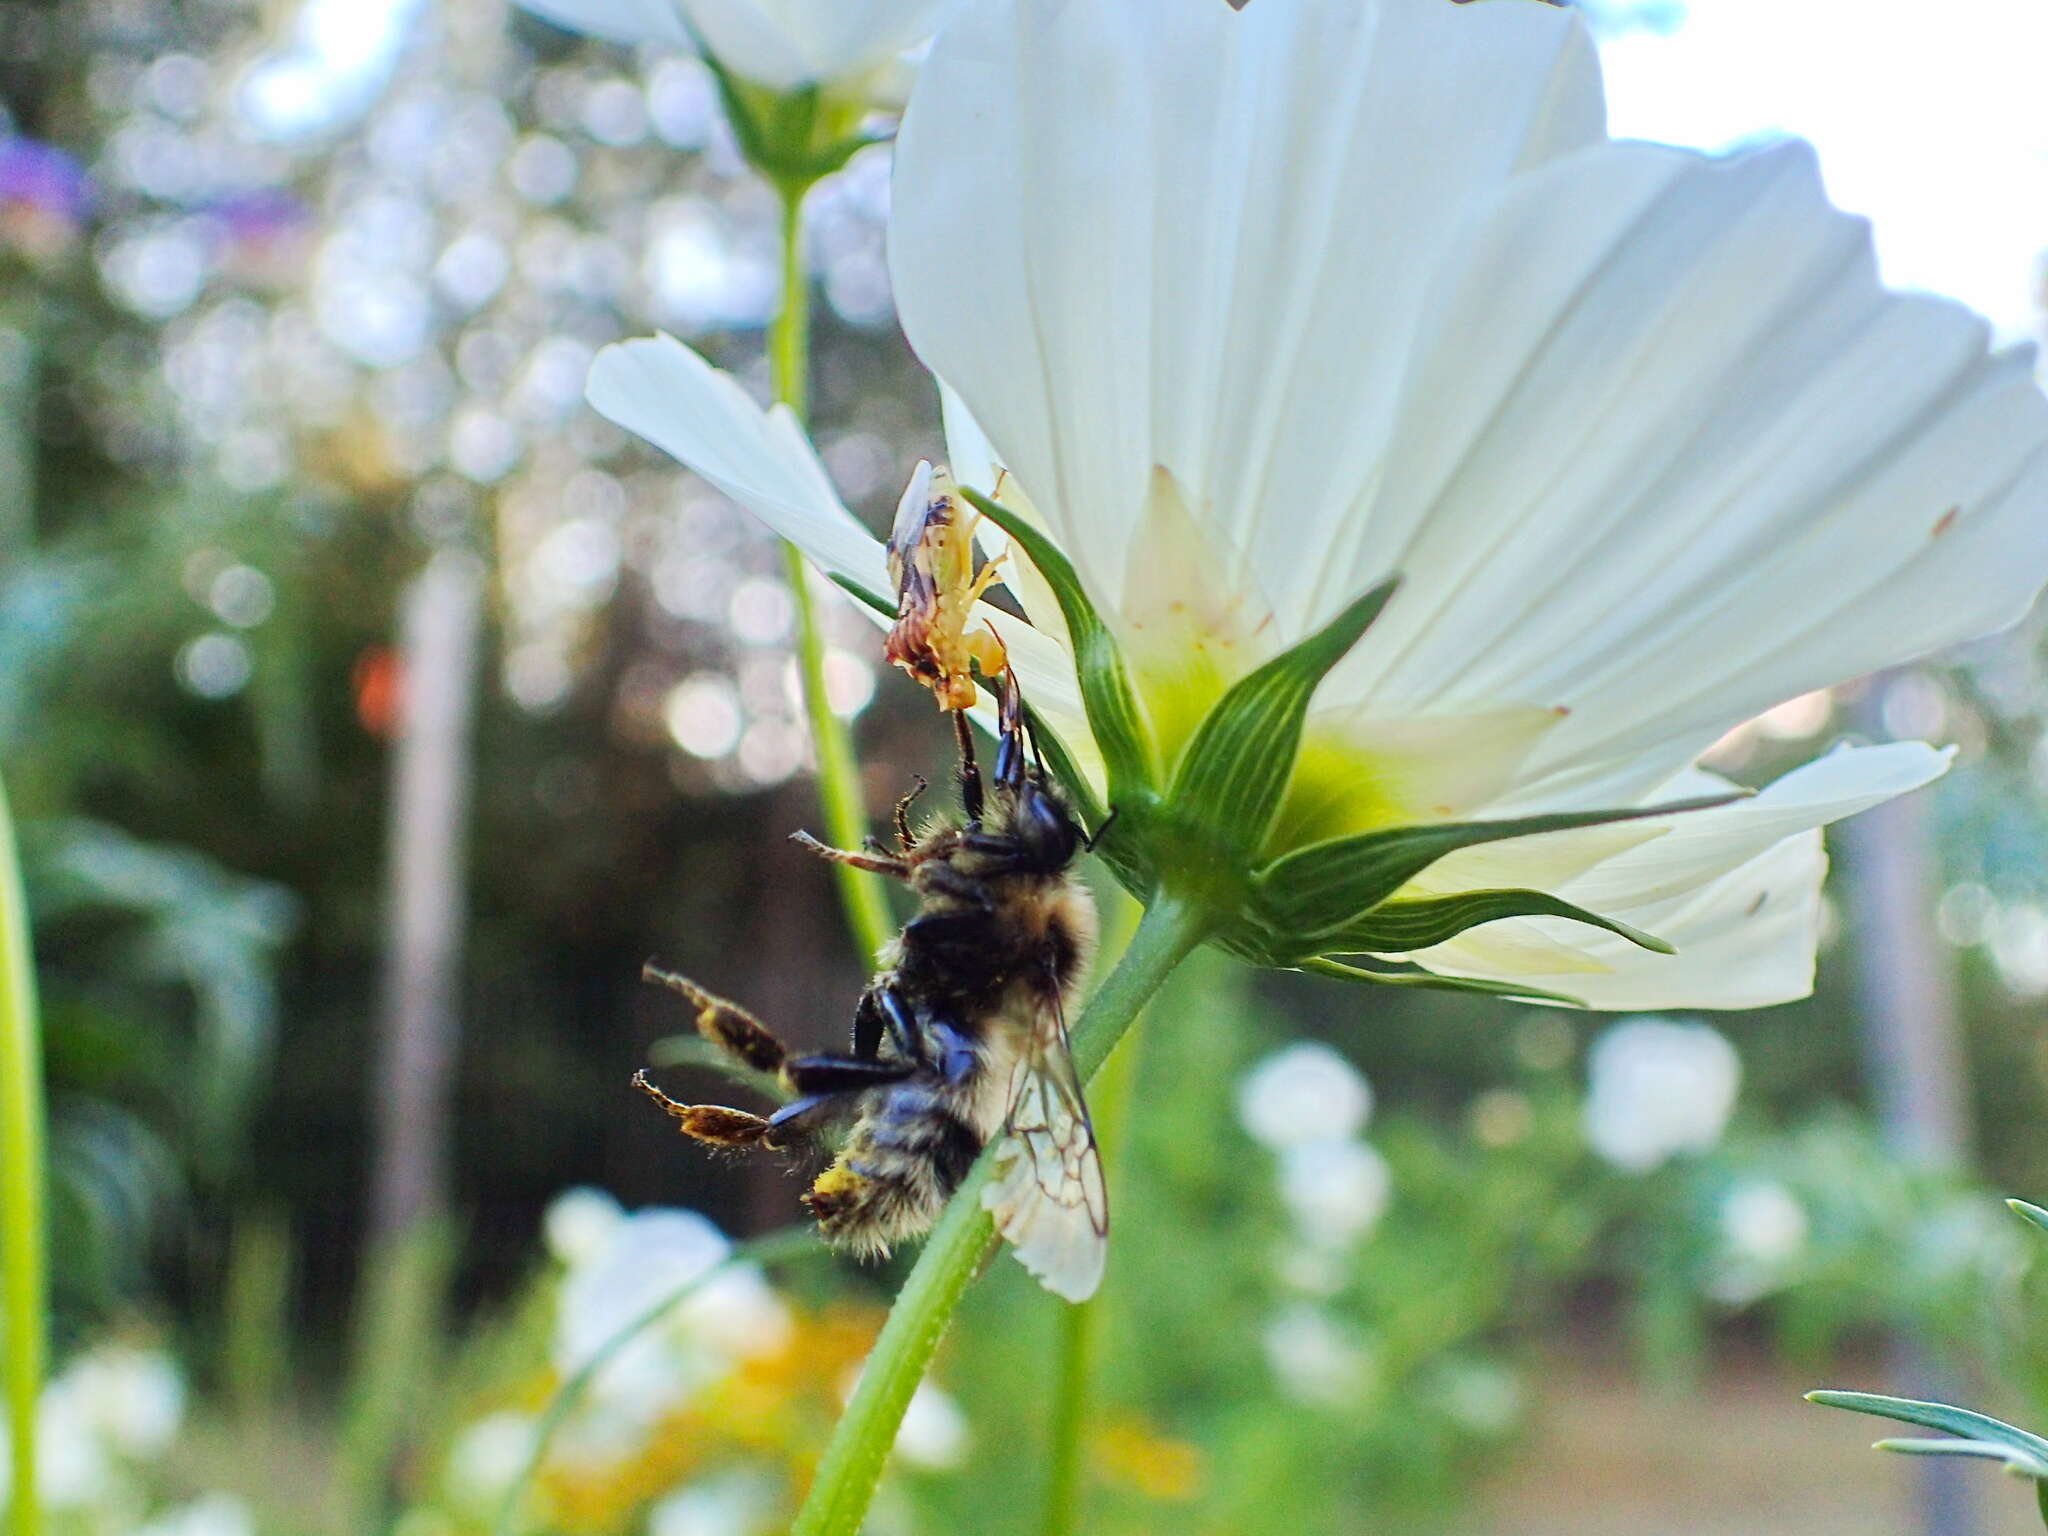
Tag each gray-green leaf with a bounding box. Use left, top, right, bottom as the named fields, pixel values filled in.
left=1808, top=1391, right=2048, bottom=1472
left=1299, top=955, right=1586, bottom=1007
left=1252, top=792, right=1745, bottom=939
left=1316, top=887, right=1671, bottom=956
left=1874, top=1439, right=2048, bottom=1480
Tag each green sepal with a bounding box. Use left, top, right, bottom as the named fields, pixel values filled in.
left=691, top=34, right=881, bottom=190
left=1314, top=888, right=1671, bottom=957
left=1251, top=791, right=1747, bottom=940
left=829, top=572, right=893, bottom=618
left=960, top=488, right=1157, bottom=799
left=1298, top=955, right=1586, bottom=1008
left=1164, top=577, right=1399, bottom=859
left=1807, top=1391, right=2048, bottom=1475
left=1874, top=1439, right=2048, bottom=1480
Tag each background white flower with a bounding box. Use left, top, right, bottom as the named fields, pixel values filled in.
left=1708, top=1177, right=1810, bottom=1304
left=587, top=0, right=2048, bottom=1010
left=66, top=1343, right=186, bottom=1458
left=893, top=1382, right=970, bottom=1471
left=1262, top=1304, right=1375, bottom=1408
left=133, top=1494, right=258, bottom=1536
left=1582, top=1016, right=1741, bottom=1172
left=553, top=1204, right=789, bottom=1431
left=445, top=1412, right=539, bottom=1514
left=1236, top=1042, right=1374, bottom=1151
left=542, top=1184, right=626, bottom=1269
left=647, top=1473, right=776, bottom=1536
left=511, top=0, right=951, bottom=95
left=1275, top=1139, right=1393, bottom=1250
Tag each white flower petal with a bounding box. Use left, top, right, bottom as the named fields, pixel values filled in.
left=1410, top=742, right=1951, bottom=1009
left=587, top=336, right=1094, bottom=770
left=512, top=0, right=693, bottom=49
left=1427, top=827, right=1828, bottom=1009
left=891, top=0, right=1603, bottom=622
left=514, top=0, right=947, bottom=92
left=586, top=334, right=890, bottom=596
left=1329, top=137, right=2048, bottom=804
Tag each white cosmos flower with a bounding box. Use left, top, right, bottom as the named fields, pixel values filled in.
left=1582, top=1016, right=1740, bottom=1171
left=512, top=0, right=951, bottom=95
left=587, top=0, right=2048, bottom=1010
left=1236, top=1042, right=1373, bottom=1151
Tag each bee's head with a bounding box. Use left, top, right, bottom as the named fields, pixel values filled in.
left=992, top=672, right=1082, bottom=872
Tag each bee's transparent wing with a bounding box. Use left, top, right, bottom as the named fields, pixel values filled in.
left=982, top=1000, right=1108, bottom=1303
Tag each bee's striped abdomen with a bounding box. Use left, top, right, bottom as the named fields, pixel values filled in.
left=804, top=1080, right=987, bottom=1257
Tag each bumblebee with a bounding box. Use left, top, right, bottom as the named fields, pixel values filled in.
left=635, top=674, right=1108, bottom=1301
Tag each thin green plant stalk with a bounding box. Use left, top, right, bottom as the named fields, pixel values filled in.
left=1041, top=893, right=1146, bottom=1536
left=790, top=892, right=1213, bottom=1536
left=0, top=772, right=45, bottom=1536
left=770, top=176, right=893, bottom=963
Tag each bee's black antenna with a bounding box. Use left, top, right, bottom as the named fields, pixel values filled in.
left=953, top=709, right=984, bottom=823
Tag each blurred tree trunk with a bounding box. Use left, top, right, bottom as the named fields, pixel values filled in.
left=1840, top=675, right=1977, bottom=1536
left=368, top=551, right=485, bottom=1240
left=336, top=552, right=482, bottom=1529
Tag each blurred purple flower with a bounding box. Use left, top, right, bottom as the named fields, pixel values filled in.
left=204, top=188, right=308, bottom=248
left=0, top=137, right=92, bottom=227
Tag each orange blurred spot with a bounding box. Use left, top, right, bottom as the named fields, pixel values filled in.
left=354, top=646, right=402, bottom=737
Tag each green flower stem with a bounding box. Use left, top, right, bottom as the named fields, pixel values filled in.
left=770, top=177, right=893, bottom=963
left=790, top=892, right=1213, bottom=1536
left=0, top=773, right=45, bottom=1536
left=770, top=183, right=811, bottom=421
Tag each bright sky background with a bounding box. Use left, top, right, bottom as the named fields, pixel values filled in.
left=1597, top=0, right=2048, bottom=342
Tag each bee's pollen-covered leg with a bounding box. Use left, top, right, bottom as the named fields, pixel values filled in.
left=641, top=962, right=788, bottom=1077
left=632, top=1069, right=771, bottom=1147
left=803, top=1159, right=867, bottom=1227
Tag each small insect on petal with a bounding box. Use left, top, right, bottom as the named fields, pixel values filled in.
left=884, top=460, right=1008, bottom=711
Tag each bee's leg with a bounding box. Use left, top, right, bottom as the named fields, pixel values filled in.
left=920, top=1016, right=979, bottom=1087
left=789, top=829, right=911, bottom=879
left=994, top=670, right=1028, bottom=791
left=871, top=985, right=928, bottom=1064
left=633, top=1069, right=772, bottom=1147
left=854, top=984, right=929, bottom=1064
left=762, top=1092, right=872, bottom=1148
left=893, top=776, right=928, bottom=852
left=641, top=963, right=788, bottom=1077
left=915, top=863, right=1000, bottom=911
left=783, top=1054, right=916, bottom=1094
left=1081, top=805, right=1119, bottom=851
left=953, top=711, right=984, bottom=825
